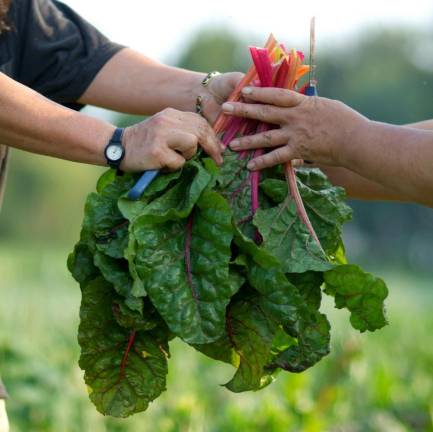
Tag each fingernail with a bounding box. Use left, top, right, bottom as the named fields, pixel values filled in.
left=222, top=103, right=234, bottom=112
left=247, top=160, right=256, bottom=170
left=230, top=139, right=240, bottom=148
left=242, top=87, right=253, bottom=95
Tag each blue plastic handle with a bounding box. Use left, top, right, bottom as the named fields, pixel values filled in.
left=304, top=84, right=318, bottom=97
left=127, top=169, right=159, bottom=200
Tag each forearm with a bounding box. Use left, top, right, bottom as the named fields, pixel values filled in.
left=342, top=121, right=433, bottom=207
left=0, top=73, right=114, bottom=166
left=78, top=48, right=205, bottom=115
left=323, top=119, right=433, bottom=202
left=319, top=166, right=410, bottom=202
left=406, top=119, right=433, bottom=130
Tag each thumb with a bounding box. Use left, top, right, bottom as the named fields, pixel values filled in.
left=210, top=72, right=245, bottom=103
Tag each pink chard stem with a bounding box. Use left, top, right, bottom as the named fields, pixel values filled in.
left=284, top=161, right=326, bottom=256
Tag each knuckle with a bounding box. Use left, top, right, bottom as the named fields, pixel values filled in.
left=272, top=147, right=286, bottom=164
left=239, top=105, right=250, bottom=117
left=276, top=88, right=289, bottom=103
left=187, top=139, right=198, bottom=154
left=257, top=105, right=269, bottom=119
left=198, top=115, right=209, bottom=127
left=161, top=107, right=176, bottom=116
left=149, top=145, right=162, bottom=159
left=197, top=123, right=210, bottom=141
left=240, top=135, right=252, bottom=147
left=173, top=158, right=186, bottom=170
left=262, top=132, right=273, bottom=146
left=150, top=114, right=165, bottom=128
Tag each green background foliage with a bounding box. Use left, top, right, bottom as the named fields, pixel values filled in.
left=1, top=25, right=433, bottom=431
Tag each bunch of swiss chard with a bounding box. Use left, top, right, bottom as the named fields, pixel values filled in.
left=68, top=36, right=389, bottom=418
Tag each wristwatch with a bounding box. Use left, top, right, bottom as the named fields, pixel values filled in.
left=104, top=127, right=125, bottom=170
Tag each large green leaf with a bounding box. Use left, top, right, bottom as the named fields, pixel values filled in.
left=118, top=170, right=182, bottom=222
left=78, top=277, right=169, bottom=418
left=81, top=173, right=134, bottom=260
left=247, top=264, right=330, bottom=372
left=224, top=295, right=278, bottom=392
left=192, top=335, right=240, bottom=367
left=216, top=149, right=256, bottom=238
left=232, top=222, right=280, bottom=269
left=131, top=190, right=238, bottom=344
left=67, top=240, right=99, bottom=286
left=253, top=200, right=332, bottom=273
left=93, top=252, right=142, bottom=312
left=122, top=160, right=211, bottom=225
left=113, top=300, right=162, bottom=333
left=324, top=264, right=388, bottom=332
left=260, top=168, right=352, bottom=258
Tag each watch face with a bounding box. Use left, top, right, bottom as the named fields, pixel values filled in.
left=106, top=144, right=123, bottom=161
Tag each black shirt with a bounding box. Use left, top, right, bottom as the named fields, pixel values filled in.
left=0, top=0, right=125, bottom=110
left=0, top=0, right=125, bottom=211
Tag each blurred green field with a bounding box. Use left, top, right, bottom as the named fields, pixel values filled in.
left=1, top=244, right=432, bottom=432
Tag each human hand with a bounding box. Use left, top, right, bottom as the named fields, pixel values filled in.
left=121, top=108, right=224, bottom=172
left=221, top=87, right=370, bottom=170
left=199, top=72, right=244, bottom=124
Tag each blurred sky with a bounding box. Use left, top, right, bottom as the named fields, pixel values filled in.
left=64, top=0, right=433, bottom=62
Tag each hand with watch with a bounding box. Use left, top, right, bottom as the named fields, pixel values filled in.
left=104, top=127, right=125, bottom=170
left=103, top=71, right=243, bottom=174
left=103, top=107, right=223, bottom=173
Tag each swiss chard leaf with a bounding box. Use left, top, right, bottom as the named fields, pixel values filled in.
left=260, top=168, right=352, bottom=258
left=224, top=295, right=278, bottom=392
left=324, top=264, right=388, bottom=332
left=130, top=190, right=239, bottom=344
left=78, top=277, right=169, bottom=418
left=68, top=240, right=99, bottom=286
left=253, top=200, right=332, bottom=273
left=122, top=160, right=211, bottom=224
left=247, top=264, right=330, bottom=372
left=93, top=252, right=141, bottom=312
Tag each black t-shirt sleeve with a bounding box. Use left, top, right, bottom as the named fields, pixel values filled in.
left=15, top=0, right=125, bottom=110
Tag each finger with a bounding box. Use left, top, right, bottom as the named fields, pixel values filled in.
left=162, top=149, right=186, bottom=171
left=172, top=111, right=224, bottom=164
left=191, top=115, right=224, bottom=165
left=209, top=72, right=244, bottom=103
left=222, top=101, right=287, bottom=124
left=221, top=72, right=245, bottom=95
left=240, top=87, right=305, bottom=107
left=247, top=146, right=296, bottom=171
left=166, top=131, right=198, bottom=161
left=292, top=159, right=305, bottom=168
left=229, top=129, right=288, bottom=151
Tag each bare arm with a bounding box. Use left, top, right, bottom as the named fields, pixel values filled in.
left=341, top=121, right=433, bottom=207
left=0, top=72, right=222, bottom=172
left=79, top=48, right=242, bottom=123
left=316, top=166, right=408, bottom=202
left=319, top=119, right=433, bottom=202
left=406, top=119, right=433, bottom=130
left=222, top=88, right=433, bottom=207
left=0, top=72, right=114, bottom=166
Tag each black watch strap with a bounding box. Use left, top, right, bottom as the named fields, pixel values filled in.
left=104, top=127, right=125, bottom=171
